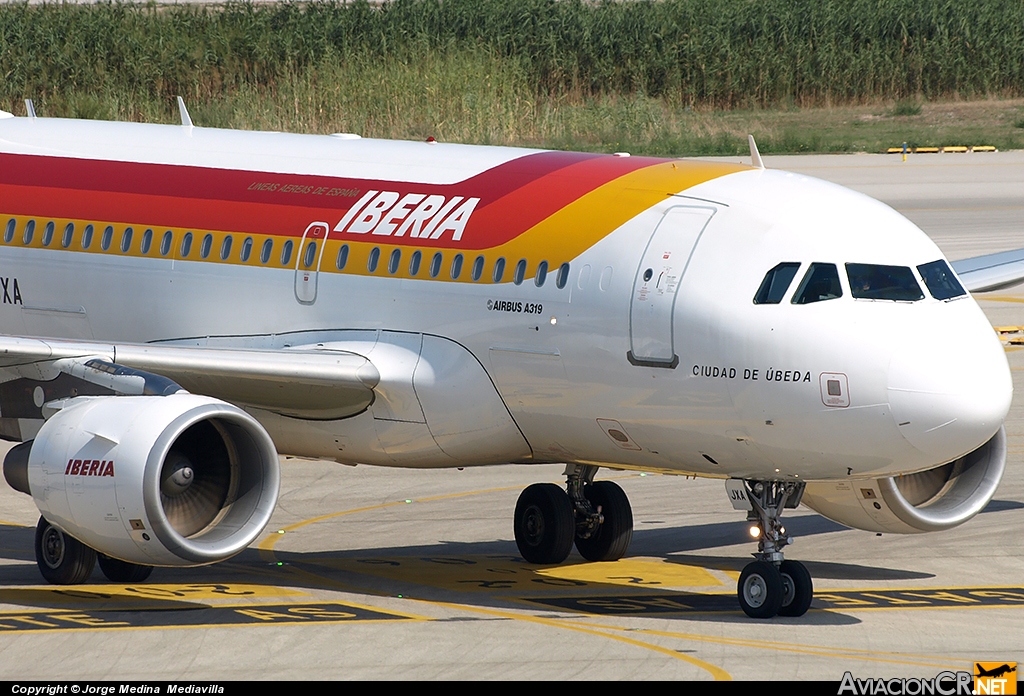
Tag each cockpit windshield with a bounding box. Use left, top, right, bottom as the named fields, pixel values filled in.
left=917, top=259, right=967, bottom=300
left=753, top=262, right=801, bottom=304
left=846, top=263, right=924, bottom=301
left=792, top=263, right=842, bottom=304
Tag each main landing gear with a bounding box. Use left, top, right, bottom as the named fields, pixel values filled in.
left=34, top=516, right=153, bottom=585
left=513, top=465, right=634, bottom=564
left=731, top=480, right=813, bottom=618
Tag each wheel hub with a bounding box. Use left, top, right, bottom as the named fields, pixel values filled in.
left=522, top=504, right=545, bottom=546
left=41, top=526, right=65, bottom=569
left=742, top=574, right=767, bottom=607
left=780, top=573, right=795, bottom=606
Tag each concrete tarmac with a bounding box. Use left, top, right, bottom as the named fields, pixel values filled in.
left=1, top=151, right=1022, bottom=681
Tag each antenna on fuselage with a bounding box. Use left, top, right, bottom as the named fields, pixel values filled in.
left=24, top=99, right=36, bottom=119
left=748, top=134, right=765, bottom=170
left=176, top=96, right=194, bottom=128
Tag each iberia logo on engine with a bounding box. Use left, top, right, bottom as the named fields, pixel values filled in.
left=64, top=459, right=114, bottom=477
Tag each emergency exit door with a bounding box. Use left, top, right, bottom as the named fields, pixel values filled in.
left=294, top=221, right=329, bottom=305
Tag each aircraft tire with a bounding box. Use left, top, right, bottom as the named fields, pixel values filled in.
left=514, top=483, right=575, bottom=565
left=575, top=480, right=634, bottom=562
left=98, top=554, right=154, bottom=583
left=778, top=560, right=813, bottom=617
left=738, top=560, right=783, bottom=618
left=35, top=516, right=96, bottom=585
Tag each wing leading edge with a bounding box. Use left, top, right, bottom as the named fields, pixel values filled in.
left=952, top=247, right=1024, bottom=293
left=0, top=336, right=380, bottom=420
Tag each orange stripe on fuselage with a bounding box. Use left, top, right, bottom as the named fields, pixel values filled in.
left=480, top=159, right=748, bottom=271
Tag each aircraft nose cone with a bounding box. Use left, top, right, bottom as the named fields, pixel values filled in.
left=888, top=317, right=1011, bottom=460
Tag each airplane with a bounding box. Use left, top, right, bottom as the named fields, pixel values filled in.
left=0, top=98, right=1016, bottom=619
left=975, top=664, right=1017, bottom=679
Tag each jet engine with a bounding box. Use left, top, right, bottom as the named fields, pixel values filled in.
left=801, top=427, right=1005, bottom=534
left=3, top=393, right=280, bottom=566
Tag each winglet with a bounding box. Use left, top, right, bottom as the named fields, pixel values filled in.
left=177, top=96, right=193, bottom=128
left=24, top=99, right=36, bottom=119
left=748, top=134, right=764, bottom=170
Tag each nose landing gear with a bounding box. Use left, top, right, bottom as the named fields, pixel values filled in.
left=729, top=479, right=813, bottom=618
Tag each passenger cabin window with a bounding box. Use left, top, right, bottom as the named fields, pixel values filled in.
left=82, top=224, right=94, bottom=249
left=792, top=263, right=842, bottom=304
left=280, top=239, right=293, bottom=266
left=367, top=246, right=380, bottom=272
left=336, top=244, right=349, bottom=270
left=200, top=233, right=213, bottom=259
left=556, top=263, right=570, bottom=289
left=221, top=235, right=233, bottom=261
left=429, top=252, right=442, bottom=278
left=846, top=263, right=923, bottom=301
left=180, top=232, right=193, bottom=257
left=493, top=257, right=506, bottom=283
left=388, top=248, right=401, bottom=274
left=42, top=221, right=54, bottom=246
left=120, top=227, right=133, bottom=253
left=918, top=260, right=966, bottom=301
left=100, top=225, right=113, bottom=251
left=754, top=262, right=801, bottom=304
left=451, top=253, right=463, bottom=279
left=141, top=228, right=153, bottom=255
left=535, top=260, right=549, bottom=287
left=240, top=237, right=253, bottom=262
left=471, top=255, right=484, bottom=281
left=23, top=220, right=36, bottom=245
left=260, top=239, right=273, bottom=264
left=409, top=250, right=422, bottom=276
left=160, top=231, right=172, bottom=256
left=513, top=259, right=527, bottom=285
left=3, top=219, right=13, bottom=243
left=61, top=223, right=74, bottom=249
left=302, top=240, right=316, bottom=268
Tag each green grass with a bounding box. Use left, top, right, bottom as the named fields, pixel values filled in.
left=890, top=99, right=924, bottom=117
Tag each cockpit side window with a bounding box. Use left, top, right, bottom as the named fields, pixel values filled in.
left=846, top=263, right=924, bottom=301
left=753, top=262, right=801, bottom=304
left=792, top=263, right=842, bottom=304
left=917, top=260, right=966, bottom=300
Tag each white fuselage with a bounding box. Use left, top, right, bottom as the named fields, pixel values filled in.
left=0, top=115, right=1011, bottom=483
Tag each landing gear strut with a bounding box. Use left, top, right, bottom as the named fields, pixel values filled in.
left=730, top=480, right=813, bottom=618
left=513, top=465, right=634, bottom=565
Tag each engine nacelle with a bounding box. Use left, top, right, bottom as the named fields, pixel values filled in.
left=7, top=394, right=280, bottom=566
left=801, top=427, right=1005, bottom=534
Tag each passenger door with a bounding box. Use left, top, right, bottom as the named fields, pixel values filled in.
left=628, top=206, right=716, bottom=367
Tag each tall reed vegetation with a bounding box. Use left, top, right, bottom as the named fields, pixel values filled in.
left=1, top=0, right=1022, bottom=152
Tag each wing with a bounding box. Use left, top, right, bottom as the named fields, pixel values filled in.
left=0, top=331, right=529, bottom=466
left=0, top=336, right=380, bottom=420
left=951, top=247, right=1024, bottom=293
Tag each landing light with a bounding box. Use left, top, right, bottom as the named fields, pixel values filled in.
left=748, top=525, right=761, bottom=538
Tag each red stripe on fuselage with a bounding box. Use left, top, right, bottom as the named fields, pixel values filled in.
left=0, top=150, right=664, bottom=248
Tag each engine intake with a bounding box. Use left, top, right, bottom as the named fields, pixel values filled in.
left=7, top=394, right=280, bottom=566
left=802, top=427, right=1005, bottom=534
